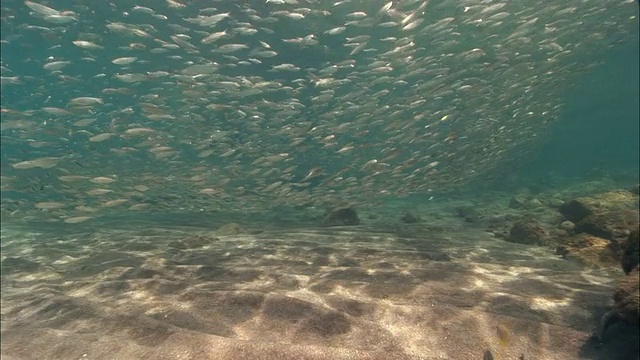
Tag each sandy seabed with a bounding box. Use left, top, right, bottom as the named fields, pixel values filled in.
left=1, top=219, right=638, bottom=360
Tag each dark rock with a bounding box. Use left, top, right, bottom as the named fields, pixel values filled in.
left=559, top=199, right=593, bottom=223
left=559, top=191, right=639, bottom=223
left=597, top=267, right=640, bottom=341
left=507, top=220, right=547, bottom=245
left=323, top=208, right=360, bottom=226
left=621, top=229, right=639, bottom=275
left=574, top=210, right=638, bottom=242
left=455, top=206, right=480, bottom=222
left=401, top=212, right=421, bottom=223
left=555, top=246, right=569, bottom=258
left=630, top=184, right=639, bottom=195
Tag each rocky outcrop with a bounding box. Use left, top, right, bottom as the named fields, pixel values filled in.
left=574, top=210, right=638, bottom=243
left=597, top=269, right=639, bottom=341
left=557, top=190, right=638, bottom=270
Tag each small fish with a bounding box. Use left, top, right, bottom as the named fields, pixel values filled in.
left=73, top=40, right=103, bottom=50
left=496, top=323, right=510, bottom=347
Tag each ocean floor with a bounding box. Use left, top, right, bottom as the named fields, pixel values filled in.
left=1, top=207, right=638, bottom=360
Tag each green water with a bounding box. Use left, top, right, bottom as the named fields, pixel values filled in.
left=1, top=1, right=638, bottom=359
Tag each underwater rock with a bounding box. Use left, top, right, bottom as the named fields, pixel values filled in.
left=629, top=184, right=639, bottom=195
left=558, top=220, right=576, bottom=233
left=454, top=205, right=480, bottom=222
left=545, top=197, right=565, bottom=209
left=597, top=267, right=640, bottom=341
left=574, top=210, right=638, bottom=243
left=556, top=233, right=619, bottom=270
left=168, top=235, right=217, bottom=249
left=215, top=223, right=247, bottom=236
left=509, top=195, right=528, bottom=209
left=401, top=212, right=421, bottom=223
left=595, top=229, right=640, bottom=343
left=528, top=198, right=544, bottom=208
left=621, top=229, right=639, bottom=275
left=509, top=195, right=546, bottom=210
left=559, top=190, right=639, bottom=223
left=544, top=228, right=568, bottom=248
left=559, top=199, right=594, bottom=223
left=507, top=220, right=547, bottom=245
left=323, top=207, right=360, bottom=226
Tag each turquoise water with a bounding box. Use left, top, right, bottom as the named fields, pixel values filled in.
left=1, top=1, right=639, bottom=359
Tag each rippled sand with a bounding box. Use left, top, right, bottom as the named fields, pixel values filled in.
left=1, top=220, right=638, bottom=360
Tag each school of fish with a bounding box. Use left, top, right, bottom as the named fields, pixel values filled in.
left=0, top=0, right=637, bottom=224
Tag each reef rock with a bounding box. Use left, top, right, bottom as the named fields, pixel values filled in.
left=454, top=205, right=480, bottom=223
left=556, top=233, right=619, bottom=271
left=323, top=208, right=360, bottom=226
left=559, top=190, right=639, bottom=223
left=621, top=229, right=640, bottom=275
left=507, top=220, right=547, bottom=245
left=574, top=210, right=639, bottom=243
left=597, top=229, right=640, bottom=342
left=401, top=212, right=421, bottom=224
left=597, top=267, right=640, bottom=341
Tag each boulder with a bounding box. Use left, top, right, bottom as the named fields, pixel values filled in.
left=597, top=267, right=640, bottom=341
left=621, top=229, right=640, bottom=275
left=559, top=199, right=593, bottom=223
left=323, top=208, right=360, bottom=226
left=454, top=205, right=480, bottom=223
left=559, top=190, right=638, bottom=223
left=401, top=212, right=421, bottom=224
left=574, top=210, right=638, bottom=243
left=507, top=220, right=547, bottom=245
